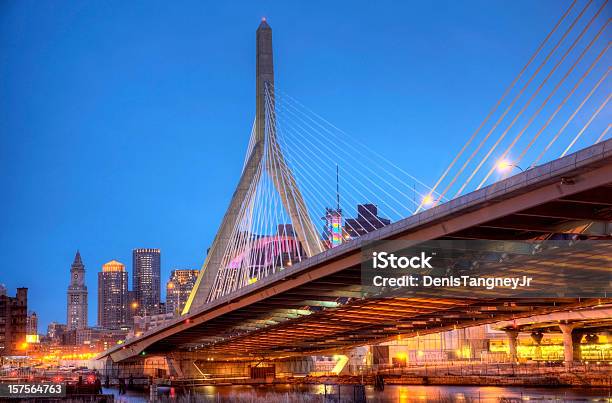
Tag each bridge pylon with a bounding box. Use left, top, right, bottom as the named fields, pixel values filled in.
left=184, top=19, right=323, bottom=312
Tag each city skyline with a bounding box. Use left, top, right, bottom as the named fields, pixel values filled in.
left=0, top=249, right=198, bottom=333
left=1, top=0, right=603, bottom=331
left=0, top=2, right=609, bottom=398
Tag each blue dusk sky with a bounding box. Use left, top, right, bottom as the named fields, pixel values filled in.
left=1, top=1, right=608, bottom=331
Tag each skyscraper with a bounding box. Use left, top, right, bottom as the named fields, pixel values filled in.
left=66, top=251, right=88, bottom=330
left=98, top=260, right=128, bottom=329
left=132, top=248, right=161, bottom=316
left=26, top=311, right=38, bottom=335
left=166, top=269, right=199, bottom=316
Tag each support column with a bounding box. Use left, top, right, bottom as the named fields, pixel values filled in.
left=572, top=332, right=583, bottom=361
left=344, top=347, right=368, bottom=375
left=531, top=331, right=544, bottom=360
left=559, top=323, right=581, bottom=367
left=505, top=330, right=519, bottom=362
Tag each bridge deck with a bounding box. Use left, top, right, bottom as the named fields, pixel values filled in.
left=103, top=139, right=612, bottom=362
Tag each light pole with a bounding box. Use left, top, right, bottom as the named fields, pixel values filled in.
left=421, top=194, right=434, bottom=207
left=496, top=159, right=524, bottom=173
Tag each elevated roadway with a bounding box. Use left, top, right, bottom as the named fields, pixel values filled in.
left=101, top=139, right=612, bottom=363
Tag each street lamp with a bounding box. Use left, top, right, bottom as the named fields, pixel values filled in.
left=421, top=194, right=434, bottom=207
left=496, top=159, right=524, bottom=173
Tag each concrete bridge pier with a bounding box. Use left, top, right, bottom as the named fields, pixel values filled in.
left=504, top=330, right=519, bottom=362
left=275, top=356, right=315, bottom=376
left=166, top=353, right=315, bottom=380
left=530, top=331, right=544, bottom=360
left=343, top=347, right=368, bottom=375
left=97, top=356, right=155, bottom=380
left=559, top=323, right=583, bottom=367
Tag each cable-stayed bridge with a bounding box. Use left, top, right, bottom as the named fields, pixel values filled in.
left=100, top=4, right=611, bottom=376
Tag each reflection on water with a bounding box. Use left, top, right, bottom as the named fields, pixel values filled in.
left=103, top=384, right=611, bottom=402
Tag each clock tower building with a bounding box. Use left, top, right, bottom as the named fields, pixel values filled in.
left=66, top=250, right=88, bottom=330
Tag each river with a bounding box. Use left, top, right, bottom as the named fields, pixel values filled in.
left=102, top=384, right=611, bottom=402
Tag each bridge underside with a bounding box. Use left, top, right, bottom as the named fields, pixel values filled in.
left=495, top=307, right=612, bottom=334
left=104, top=140, right=612, bottom=363
left=151, top=299, right=607, bottom=360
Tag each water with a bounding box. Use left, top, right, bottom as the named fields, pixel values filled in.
left=102, top=384, right=612, bottom=402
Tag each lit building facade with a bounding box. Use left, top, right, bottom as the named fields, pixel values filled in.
left=97, top=260, right=129, bottom=329
left=166, top=269, right=199, bottom=316
left=133, top=248, right=161, bottom=316
left=26, top=311, right=38, bottom=335
left=0, top=287, right=27, bottom=355
left=76, top=327, right=128, bottom=350
left=66, top=251, right=88, bottom=330
left=131, top=312, right=174, bottom=338
left=46, top=322, right=67, bottom=343
left=323, top=208, right=343, bottom=248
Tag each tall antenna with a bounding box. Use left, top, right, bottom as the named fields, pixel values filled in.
left=336, top=164, right=340, bottom=211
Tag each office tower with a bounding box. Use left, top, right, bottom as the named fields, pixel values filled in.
left=46, top=322, right=66, bottom=342
left=132, top=248, right=161, bottom=315
left=166, top=269, right=199, bottom=316
left=345, top=204, right=391, bottom=238
left=0, top=288, right=27, bottom=355
left=26, top=311, right=38, bottom=335
left=98, top=260, right=129, bottom=329
left=67, top=251, right=88, bottom=330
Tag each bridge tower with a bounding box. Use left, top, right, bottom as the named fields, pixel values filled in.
left=184, top=20, right=323, bottom=312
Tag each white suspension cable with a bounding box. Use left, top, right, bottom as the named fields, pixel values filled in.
left=561, top=93, right=611, bottom=156
left=456, top=0, right=602, bottom=195
left=531, top=67, right=611, bottom=167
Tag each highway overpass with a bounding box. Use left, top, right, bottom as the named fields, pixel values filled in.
left=100, top=139, right=611, bottom=365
